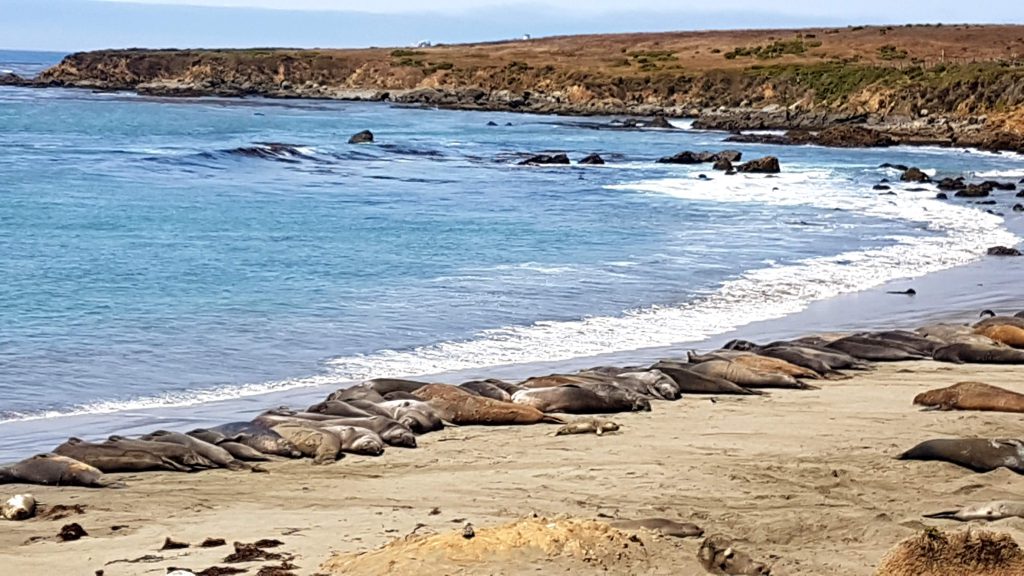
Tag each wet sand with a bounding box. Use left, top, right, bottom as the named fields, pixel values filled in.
left=3, top=360, right=1024, bottom=575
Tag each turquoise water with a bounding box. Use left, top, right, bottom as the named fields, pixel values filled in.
left=0, top=50, right=1021, bottom=426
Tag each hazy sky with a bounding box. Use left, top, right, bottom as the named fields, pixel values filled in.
left=3, top=0, right=1022, bottom=52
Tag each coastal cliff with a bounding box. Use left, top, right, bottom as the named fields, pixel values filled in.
left=11, top=24, right=1024, bottom=150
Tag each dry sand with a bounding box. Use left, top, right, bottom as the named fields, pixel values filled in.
left=3, top=360, right=1024, bottom=575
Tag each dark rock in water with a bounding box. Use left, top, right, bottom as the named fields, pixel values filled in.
left=900, top=167, right=930, bottom=183
left=1014, top=204, right=1024, bottom=212
left=518, top=153, right=570, bottom=166
left=657, top=151, right=704, bottom=164
left=873, top=184, right=891, bottom=191
left=974, top=200, right=997, bottom=205
left=716, top=150, right=742, bottom=162
left=348, top=130, right=374, bottom=144
left=59, top=523, right=88, bottom=542
left=698, top=174, right=709, bottom=180
left=936, top=192, right=949, bottom=200
left=0, top=72, right=29, bottom=86
left=505, top=122, right=514, bottom=126
left=579, top=153, right=605, bottom=165
left=905, top=187, right=929, bottom=192
left=988, top=246, right=1023, bottom=256
left=1017, top=190, right=1024, bottom=197
left=725, top=133, right=791, bottom=145
left=937, top=177, right=967, bottom=191
left=880, top=191, right=897, bottom=196
left=228, top=143, right=304, bottom=162
left=725, top=169, right=737, bottom=175
left=955, top=183, right=994, bottom=198
left=647, top=115, right=675, bottom=129
left=486, top=121, right=499, bottom=126
left=984, top=180, right=1017, bottom=191
left=658, top=150, right=740, bottom=165
left=880, top=163, right=910, bottom=171
left=737, top=156, right=781, bottom=174
left=810, top=125, right=896, bottom=148
left=713, top=158, right=733, bottom=171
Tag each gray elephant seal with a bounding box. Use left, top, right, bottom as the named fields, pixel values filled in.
left=378, top=399, right=445, bottom=433
left=327, top=385, right=386, bottom=403
left=141, top=430, right=247, bottom=471
left=256, top=412, right=418, bottom=448
left=54, top=437, right=204, bottom=473
left=651, top=361, right=759, bottom=395
left=611, top=518, right=703, bottom=538
left=382, top=391, right=423, bottom=401
left=319, top=425, right=386, bottom=456
left=105, top=436, right=218, bottom=469
left=208, top=422, right=302, bottom=457
left=459, top=380, right=512, bottom=402
left=270, top=423, right=343, bottom=464
left=186, top=429, right=271, bottom=462
left=513, top=385, right=640, bottom=414
left=924, top=501, right=1024, bottom=521
left=698, top=533, right=771, bottom=575
left=0, top=453, right=123, bottom=488
left=686, top=360, right=811, bottom=389
left=825, top=335, right=927, bottom=361
left=558, top=380, right=651, bottom=411
left=933, top=343, right=1024, bottom=364
left=307, top=400, right=376, bottom=418
left=976, top=312, right=1024, bottom=330
left=898, top=438, right=1024, bottom=474
left=364, top=378, right=430, bottom=396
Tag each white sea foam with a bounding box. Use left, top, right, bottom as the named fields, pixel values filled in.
left=2, top=166, right=1016, bottom=424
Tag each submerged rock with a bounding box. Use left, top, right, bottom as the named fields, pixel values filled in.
left=900, top=167, right=931, bottom=183
left=578, top=153, right=605, bottom=165
left=518, top=153, right=570, bottom=166
left=988, top=246, right=1023, bottom=256
left=646, top=115, right=675, bottom=129
left=737, top=156, right=781, bottom=174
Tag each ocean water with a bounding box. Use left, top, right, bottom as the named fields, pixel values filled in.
left=1, top=50, right=1022, bottom=456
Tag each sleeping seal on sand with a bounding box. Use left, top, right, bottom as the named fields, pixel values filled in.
left=924, top=501, right=1024, bottom=522
left=932, top=343, right=1024, bottom=364
left=651, top=361, right=759, bottom=395
left=306, top=400, right=376, bottom=418
left=898, top=438, right=1024, bottom=474
left=187, top=429, right=271, bottom=462
left=824, top=335, right=927, bottom=361
left=685, top=360, right=813, bottom=389
left=0, top=453, right=123, bottom=488
left=698, top=533, right=771, bottom=575
left=54, top=437, right=203, bottom=473
left=377, top=399, right=445, bottom=433
left=459, top=380, right=513, bottom=402
left=318, top=425, right=386, bottom=456
left=414, top=383, right=563, bottom=425
left=513, top=386, right=635, bottom=414
left=141, top=430, right=247, bottom=470
left=270, top=423, right=343, bottom=464
left=975, top=324, right=1024, bottom=348
left=207, top=422, right=302, bottom=458
left=913, top=382, right=1024, bottom=413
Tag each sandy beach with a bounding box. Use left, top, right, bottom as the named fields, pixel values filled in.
left=3, top=359, right=1024, bottom=575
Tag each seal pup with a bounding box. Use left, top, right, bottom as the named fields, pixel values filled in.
left=1, top=494, right=36, bottom=520
left=141, top=430, right=247, bottom=471
left=0, top=453, right=123, bottom=488
left=698, top=533, right=771, bottom=575
left=651, top=361, right=759, bottom=395
left=207, top=422, right=302, bottom=457
left=924, top=501, right=1024, bottom=521
left=554, top=418, right=620, bottom=436
left=914, top=382, right=1024, bottom=413
left=610, top=518, right=703, bottom=538
left=898, top=438, right=1024, bottom=474
left=413, top=383, right=563, bottom=425
left=932, top=343, right=1024, bottom=364
left=270, top=423, right=343, bottom=464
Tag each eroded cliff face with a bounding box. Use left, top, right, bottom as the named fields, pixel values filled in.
left=14, top=41, right=1024, bottom=150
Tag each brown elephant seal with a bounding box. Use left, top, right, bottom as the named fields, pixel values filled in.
left=2, top=494, right=37, bottom=520
left=54, top=437, right=203, bottom=473
left=378, top=399, right=445, bottom=433
left=976, top=311, right=1024, bottom=330
left=0, top=454, right=123, bottom=488
left=914, top=382, right=1024, bottom=413
left=898, top=438, right=1024, bottom=474
left=651, top=361, right=759, bottom=395
left=689, top=351, right=821, bottom=380
left=364, top=378, right=431, bottom=396
left=270, top=423, right=343, bottom=464
left=413, top=383, right=563, bottom=425
left=555, top=417, right=620, bottom=436
left=459, top=380, right=512, bottom=402
left=307, top=399, right=377, bottom=418
left=141, top=430, right=247, bottom=471
left=933, top=343, right=1024, bottom=364
left=686, top=360, right=813, bottom=390
left=698, top=533, right=771, bottom=575
left=916, top=323, right=976, bottom=343
left=610, top=518, right=703, bottom=538
left=208, top=422, right=302, bottom=457
left=976, top=324, right=1024, bottom=348
left=319, top=425, right=386, bottom=456
left=924, top=500, right=1024, bottom=521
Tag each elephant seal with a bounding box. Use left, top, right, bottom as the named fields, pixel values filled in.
left=382, top=391, right=423, bottom=401
left=327, top=384, right=386, bottom=403
left=413, top=383, right=563, bottom=425
left=862, top=331, right=943, bottom=355
left=345, top=399, right=396, bottom=418
left=307, top=400, right=376, bottom=418
left=610, top=518, right=703, bottom=538
left=319, top=425, right=386, bottom=456
left=917, top=324, right=999, bottom=347
left=364, top=378, right=430, bottom=396
left=976, top=324, right=1024, bottom=348
left=105, top=436, right=218, bottom=470
left=186, top=429, right=271, bottom=462
left=459, top=380, right=513, bottom=402
left=208, top=422, right=302, bottom=457
left=686, top=360, right=813, bottom=390
left=513, top=386, right=634, bottom=414
left=54, top=437, right=200, bottom=473
left=0, top=454, right=123, bottom=488
left=612, top=369, right=682, bottom=400
left=270, top=423, right=343, bottom=464
left=2, top=494, right=36, bottom=520
left=924, top=500, right=1024, bottom=521
left=141, top=430, right=247, bottom=470
left=555, top=380, right=651, bottom=411
left=651, top=361, right=759, bottom=395
left=698, top=533, right=771, bottom=575
left=933, top=343, right=1024, bottom=364
left=914, top=382, right=1024, bottom=413
left=976, top=311, right=1024, bottom=330
left=898, top=438, right=1024, bottom=474
left=690, top=351, right=821, bottom=380
left=825, top=335, right=927, bottom=361
left=255, top=412, right=418, bottom=448
left=378, top=399, right=445, bottom=433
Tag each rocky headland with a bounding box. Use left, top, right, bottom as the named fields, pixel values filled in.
left=5, top=24, right=1024, bottom=151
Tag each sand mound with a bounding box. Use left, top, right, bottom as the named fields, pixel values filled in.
left=320, top=516, right=652, bottom=575
left=876, top=528, right=1024, bottom=576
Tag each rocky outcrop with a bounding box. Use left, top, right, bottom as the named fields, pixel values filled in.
left=727, top=125, right=895, bottom=148
left=518, top=153, right=570, bottom=166
left=900, top=167, right=930, bottom=183
left=657, top=150, right=741, bottom=165
left=579, top=153, right=605, bottom=165
left=737, top=156, right=781, bottom=174
left=988, top=246, right=1023, bottom=256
